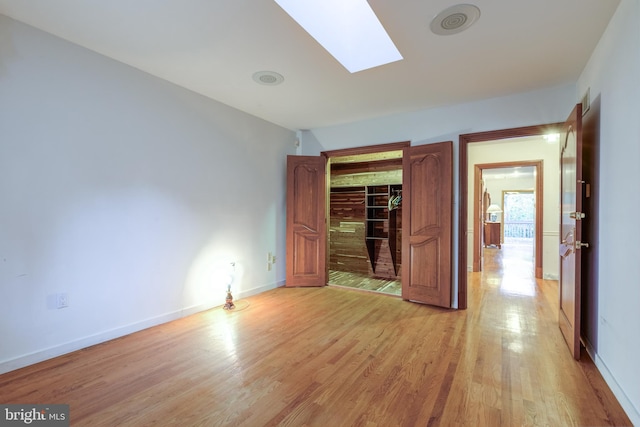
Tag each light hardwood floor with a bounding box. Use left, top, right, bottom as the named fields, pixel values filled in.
left=328, top=270, right=402, bottom=296
left=0, top=243, right=631, bottom=426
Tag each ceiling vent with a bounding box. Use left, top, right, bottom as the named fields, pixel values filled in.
left=252, top=71, right=284, bottom=86
left=430, top=4, right=481, bottom=36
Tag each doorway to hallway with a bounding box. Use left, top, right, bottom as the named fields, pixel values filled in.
left=499, top=190, right=535, bottom=274
left=474, top=160, right=544, bottom=281
left=460, top=126, right=563, bottom=310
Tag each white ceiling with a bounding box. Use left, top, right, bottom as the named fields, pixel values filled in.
left=0, top=0, right=620, bottom=131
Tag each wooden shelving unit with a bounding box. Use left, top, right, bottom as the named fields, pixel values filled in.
left=365, top=184, right=401, bottom=276
left=328, top=186, right=368, bottom=275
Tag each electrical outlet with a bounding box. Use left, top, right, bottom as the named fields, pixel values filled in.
left=56, top=293, right=68, bottom=309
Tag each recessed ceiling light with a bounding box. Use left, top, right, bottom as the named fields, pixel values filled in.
left=252, top=71, right=285, bottom=86
left=274, top=0, right=403, bottom=73
left=430, top=4, right=481, bottom=36
left=544, top=133, right=560, bottom=143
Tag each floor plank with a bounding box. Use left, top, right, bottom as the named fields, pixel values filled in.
left=0, top=242, right=631, bottom=426
left=328, top=269, right=401, bottom=296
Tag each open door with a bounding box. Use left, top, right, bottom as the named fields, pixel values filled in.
left=285, top=155, right=327, bottom=287
left=401, top=142, right=453, bottom=307
left=559, top=103, right=584, bottom=359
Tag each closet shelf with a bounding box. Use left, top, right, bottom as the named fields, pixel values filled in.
left=365, top=184, right=401, bottom=275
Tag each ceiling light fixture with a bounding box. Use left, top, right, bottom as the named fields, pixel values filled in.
left=274, top=0, right=403, bottom=73
left=543, top=133, right=560, bottom=143
left=252, top=71, right=285, bottom=86
left=430, top=4, right=481, bottom=36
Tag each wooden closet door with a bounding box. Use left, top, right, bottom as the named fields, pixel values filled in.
left=559, top=103, right=584, bottom=359
left=401, top=142, right=453, bottom=307
left=285, top=155, right=327, bottom=287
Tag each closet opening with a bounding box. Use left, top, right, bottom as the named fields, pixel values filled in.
left=288, top=139, right=451, bottom=306
left=323, top=143, right=407, bottom=296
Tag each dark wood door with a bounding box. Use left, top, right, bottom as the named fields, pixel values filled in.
left=285, top=155, right=327, bottom=287
left=559, top=103, right=583, bottom=359
left=401, top=142, right=453, bottom=307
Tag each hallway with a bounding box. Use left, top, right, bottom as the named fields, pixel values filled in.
left=481, top=237, right=537, bottom=294
left=464, top=240, right=631, bottom=425
left=478, top=236, right=565, bottom=314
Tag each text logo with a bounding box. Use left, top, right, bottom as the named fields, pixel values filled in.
left=0, top=405, right=69, bottom=426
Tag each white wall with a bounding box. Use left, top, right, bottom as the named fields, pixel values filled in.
left=303, top=84, right=575, bottom=154
left=468, top=137, right=560, bottom=279
left=576, top=0, right=640, bottom=422
left=0, top=16, right=296, bottom=373
left=483, top=176, right=534, bottom=210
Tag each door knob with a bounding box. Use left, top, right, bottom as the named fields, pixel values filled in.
left=575, top=240, right=590, bottom=249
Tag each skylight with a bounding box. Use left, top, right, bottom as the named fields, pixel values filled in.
left=274, top=0, right=403, bottom=73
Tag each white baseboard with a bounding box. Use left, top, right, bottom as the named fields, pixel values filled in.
left=0, top=281, right=285, bottom=375
left=237, top=280, right=284, bottom=300
left=0, top=308, right=191, bottom=375
left=585, top=341, right=640, bottom=426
